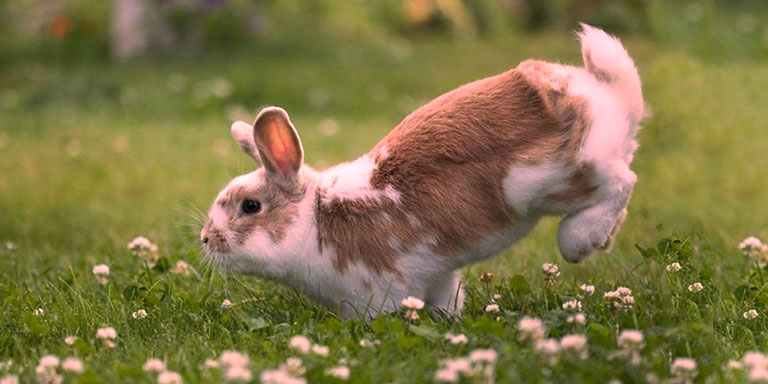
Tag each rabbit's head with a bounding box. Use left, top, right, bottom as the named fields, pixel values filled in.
left=201, top=107, right=316, bottom=278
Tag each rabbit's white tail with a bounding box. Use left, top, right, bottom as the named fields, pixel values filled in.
left=578, top=23, right=643, bottom=134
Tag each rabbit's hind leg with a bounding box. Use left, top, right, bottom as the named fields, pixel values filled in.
left=425, top=272, right=465, bottom=314
left=557, top=163, right=635, bottom=263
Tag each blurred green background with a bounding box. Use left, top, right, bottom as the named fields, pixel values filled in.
left=1, top=0, right=767, bottom=281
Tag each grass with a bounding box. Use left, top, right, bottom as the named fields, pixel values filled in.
left=1, top=24, right=768, bottom=383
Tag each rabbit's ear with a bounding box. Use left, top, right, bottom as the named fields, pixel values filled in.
left=230, top=121, right=260, bottom=163
left=252, top=106, right=304, bottom=187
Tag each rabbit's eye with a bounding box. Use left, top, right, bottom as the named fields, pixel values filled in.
left=241, top=199, right=262, bottom=214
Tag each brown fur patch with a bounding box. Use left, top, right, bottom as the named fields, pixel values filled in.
left=314, top=190, right=408, bottom=277
left=315, top=64, right=595, bottom=275
left=221, top=179, right=301, bottom=244
left=515, top=60, right=592, bottom=159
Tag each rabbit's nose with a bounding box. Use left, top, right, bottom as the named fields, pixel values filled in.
left=202, top=236, right=209, bottom=244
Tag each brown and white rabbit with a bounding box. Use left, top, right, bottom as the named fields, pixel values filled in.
left=201, top=25, right=643, bottom=319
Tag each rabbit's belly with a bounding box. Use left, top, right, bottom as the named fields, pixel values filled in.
left=448, top=217, right=540, bottom=268
left=388, top=217, right=540, bottom=284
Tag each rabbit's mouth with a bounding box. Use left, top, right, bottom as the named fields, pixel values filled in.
left=204, top=237, right=229, bottom=254
left=202, top=242, right=231, bottom=269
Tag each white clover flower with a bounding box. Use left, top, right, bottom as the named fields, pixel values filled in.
left=170, top=260, right=191, bottom=277
left=402, top=296, right=424, bottom=320
left=132, top=309, right=148, bottom=320
left=311, top=345, right=329, bottom=357
left=127, top=236, right=159, bottom=267
left=143, top=358, right=166, bottom=373
left=617, top=330, right=645, bottom=350
left=203, top=359, right=219, bottom=370
left=562, top=300, right=583, bottom=311
left=750, top=367, right=768, bottom=382
left=434, top=368, right=459, bottom=383
left=64, top=336, right=76, bottom=345
left=220, top=299, right=232, bottom=309
left=617, top=287, right=632, bottom=296
left=670, top=358, right=697, bottom=378
left=579, top=284, right=595, bottom=296
left=740, top=237, right=768, bottom=267
left=280, top=357, right=305, bottom=377
left=542, top=263, right=560, bottom=277
left=61, top=357, right=83, bottom=374
left=219, top=351, right=249, bottom=368
left=534, top=338, right=561, bottom=355
left=468, top=350, right=497, bottom=381
left=445, top=333, right=468, bottom=344
left=604, top=287, right=634, bottom=310
left=745, top=309, right=759, bottom=320
left=0, top=375, right=18, bottom=384
left=517, top=316, right=546, bottom=342
left=34, top=364, right=49, bottom=376
left=127, top=236, right=154, bottom=250
left=34, top=308, right=44, bottom=317
left=666, top=262, right=682, bottom=272
left=688, top=282, right=704, bottom=293
left=39, top=355, right=60, bottom=369
left=105, top=340, right=116, bottom=349
left=492, top=294, right=501, bottom=302
left=567, top=313, right=586, bottom=325
left=157, top=370, right=183, bottom=384
left=743, top=352, right=768, bottom=369
left=560, top=334, right=588, bottom=359
left=260, top=369, right=307, bottom=384
left=34, top=366, right=61, bottom=384
left=434, top=355, right=487, bottom=384
left=401, top=296, right=425, bottom=310
left=289, top=336, right=311, bottom=355
left=92, top=264, right=110, bottom=276
left=469, top=349, right=498, bottom=364
left=4, top=241, right=16, bottom=252
left=443, top=358, right=471, bottom=374
left=485, top=304, right=500, bottom=313
left=726, top=360, right=742, bottom=370
left=358, top=339, right=380, bottom=347
left=740, top=236, right=767, bottom=254
left=0, top=360, right=12, bottom=370
left=325, top=366, right=349, bottom=380
left=225, top=365, right=252, bottom=382
left=96, top=327, right=117, bottom=340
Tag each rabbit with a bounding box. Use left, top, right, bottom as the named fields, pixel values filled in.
left=201, top=24, right=643, bottom=319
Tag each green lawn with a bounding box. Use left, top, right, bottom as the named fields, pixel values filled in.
left=1, top=28, right=767, bottom=383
